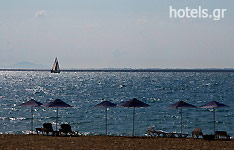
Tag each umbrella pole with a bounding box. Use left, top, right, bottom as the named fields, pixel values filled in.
left=213, top=108, right=215, bottom=135
left=132, top=107, right=135, bottom=137
left=56, top=107, right=58, bottom=131
left=31, top=107, right=33, bottom=134
left=105, top=107, right=107, bottom=136
left=180, top=108, right=182, bottom=134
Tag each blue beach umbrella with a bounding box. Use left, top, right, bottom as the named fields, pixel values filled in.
left=200, top=101, right=229, bottom=134
left=167, top=100, right=196, bottom=134
left=119, top=98, right=150, bottom=136
left=95, top=101, right=116, bottom=135
left=43, top=99, right=72, bottom=131
left=18, top=99, right=43, bottom=134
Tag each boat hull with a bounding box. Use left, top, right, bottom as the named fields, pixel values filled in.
left=51, top=70, right=60, bottom=73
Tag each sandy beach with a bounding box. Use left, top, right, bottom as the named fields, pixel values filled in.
left=0, top=135, right=233, bottom=150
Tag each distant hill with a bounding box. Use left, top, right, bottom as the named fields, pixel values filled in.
left=7, top=62, right=49, bottom=69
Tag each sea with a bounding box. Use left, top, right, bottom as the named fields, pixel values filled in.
left=0, top=71, right=234, bottom=137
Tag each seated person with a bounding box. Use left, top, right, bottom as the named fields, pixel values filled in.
left=192, top=128, right=203, bottom=138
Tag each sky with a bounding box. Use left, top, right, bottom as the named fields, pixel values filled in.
left=0, top=0, right=234, bottom=69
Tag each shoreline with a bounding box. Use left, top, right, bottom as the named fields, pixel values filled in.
left=0, top=134, right=233, bottom=150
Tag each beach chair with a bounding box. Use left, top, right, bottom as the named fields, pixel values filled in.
left=192, top=128, right=203, bottom=138
left=158, top=130, right=173, bottom=138
left=36, top=123, right=54, bottom=135
left=146, top=127, right=161, bottom=137
left=176, top=133, right=189, bottom=138
left=59, top=124, right=77, bottom=136
left=146, top=127, right=168, bottom=138
left=215, top=131, right=230, bottom=140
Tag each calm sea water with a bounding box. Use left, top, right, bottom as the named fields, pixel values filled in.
left=0, top=71, right=234, bottom=136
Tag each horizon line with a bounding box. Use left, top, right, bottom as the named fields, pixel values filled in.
left=1, top=68, right=234, bottom=72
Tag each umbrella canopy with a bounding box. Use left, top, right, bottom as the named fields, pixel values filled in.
left=19, top=99, right=43, bottom=107
left=200, top=101, right=229, bottom=109
left=119, top=98, right=150, bottom=136
left=167, top=101, right=197, bottom=109
left=200, top=101, right=229, bottom=134
left=43, top=99, right=72, bottom=131
left=18, top=99, right=43, bottom=134
left=119, top=98, right=150, bottom=107
left=95, top=101, right=116, bottom=135
left=167, top=101, right=196, bottom=134
left=44, top=99, right=72, bottom=107
left=95, top=101, right=116, bottom=108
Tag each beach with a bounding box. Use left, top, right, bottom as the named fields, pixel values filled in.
left=0, top=135, right=233, bottom=150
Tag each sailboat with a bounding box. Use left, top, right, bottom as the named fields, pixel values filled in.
left=51, top=57, right=60, bottom=73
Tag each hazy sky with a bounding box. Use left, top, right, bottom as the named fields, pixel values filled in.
left=0, top=0, right=234, bottom=69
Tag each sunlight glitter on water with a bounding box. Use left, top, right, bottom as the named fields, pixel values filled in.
left=0, top=71, right=234, bottom=136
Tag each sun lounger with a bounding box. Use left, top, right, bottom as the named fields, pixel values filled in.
left=165, top=132, right=176, bottom=138
left=146, top=127, right=161, bottom=137
left=215, top=131, right=230, bottom=140
left=146, top=127, right=189, bottom=138
left=146, top=127, right=168, bottom=138
left=162, top=132, right=188, bottom=138
left=192, top=128, right=203, bottom=138
left=146, top=127, right=187, bottom=138
left=175, top=133, right=189, bottom=138
left=59, top=124, right=78, bottom=136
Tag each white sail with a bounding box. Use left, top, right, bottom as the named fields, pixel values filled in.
left=51, top=57, right=60, bottom=73
left=55, top=61, right=60, bottom=70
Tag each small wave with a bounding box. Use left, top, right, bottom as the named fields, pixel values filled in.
left=79, top=131, right=92, bottom=136
left=202, top=83, right=211, bottom=86
left=9, top=117, right=16, bottom=121
left=147, top=98, right=161, bottom=103
left=119, top=85, right=126, bottom=88
left=0, top=117, right=7, bottom=120
left=9, top=117, right=26, bottom=121
left=5, top=107, right=18, bottom=111
left=22, top=130, right=38, bottom=134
